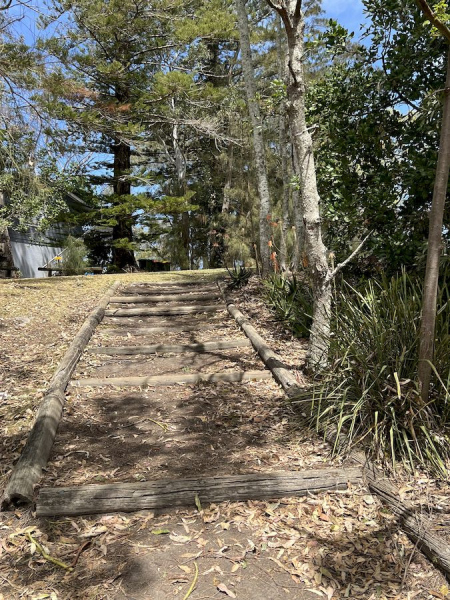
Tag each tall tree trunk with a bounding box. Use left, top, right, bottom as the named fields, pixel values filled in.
left=279, top=116, right=291, bottom=271
left=418, top=48, right=450, bottom=401
left=268, top=1, right=331, bottom=368
left=277, top=17, right=291, bottom=271
left=112, top=82, right=136, bottom=269
left=172, top=114, right=190, bottom=270
left=235, top=0, right=271, bottom=274
left=0, top=192, right=16, bottom=278
left=112, top=137, right=136, bottom=269
left=222, top=143, right=234, bottom=213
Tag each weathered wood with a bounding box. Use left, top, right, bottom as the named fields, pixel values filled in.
left=105, top=304, right=224, bottom=317
left=221, top=282, right=450, bottom=579
left=355, top=455, right=450, bottom=578
left=121, top=284, right=219, bottom=295
left=36, top=467, right=363, bottom=516
left=88, top=339, right=251, bottom=355
left=110, top=293, right=220, bottom=303
left=219, top=283, right=299, bottom=395
left=71, top=369, right=272, bottom=388
left=1, top=280, right=121, bottom=510
left=101, top=324, right=215, bottom=336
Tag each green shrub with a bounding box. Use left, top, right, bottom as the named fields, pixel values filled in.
left=105, top=264, right=121, bottom=274
left=226, top=263, right=252, bottom=289
left=304, top=269, right=450, bottom=475
left=263, top=273, right=313, bottom=338
left=62, top=236, right=89, bottom=276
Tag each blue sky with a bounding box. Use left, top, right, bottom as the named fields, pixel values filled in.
left=322, top=0, right=367, bottom=37
left=9, top=0, right=370, bottom=48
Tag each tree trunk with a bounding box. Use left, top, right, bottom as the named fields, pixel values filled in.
left=235, top=0, right=272, bottom=274
left=222, top=143, right=234, bottom=213
left=271, top=2, right=331, bottom=368
left=418, top=48, right=450, bottom=401
left=112, top=136, right=136, bottom=268
left=172, top=111, right=191, bottom=270
left=277, top=18, right=291, bottom=271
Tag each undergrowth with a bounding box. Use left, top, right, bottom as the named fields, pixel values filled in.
left=226, top=263, right=252, bottom=289
left=306, top=270, right=450, bottom=476
left=263, top=273, right=313, bottom=338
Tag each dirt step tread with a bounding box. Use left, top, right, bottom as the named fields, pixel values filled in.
left=88, top=339, right=252, bottom=355
left=71, top=369, right=272, bottom=388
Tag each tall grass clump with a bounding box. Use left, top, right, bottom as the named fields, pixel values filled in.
left=309, top=269, right=449, bottom=476
left=62, top=236, right=89, bottom=276
left=263, top=273, right=313, bottom=338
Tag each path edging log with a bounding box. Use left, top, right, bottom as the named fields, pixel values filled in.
left=1, top=280, right=121, bottom=510
left=219, top=281, right=450, bottom=579
left=36, top=467, right=363, bottom=516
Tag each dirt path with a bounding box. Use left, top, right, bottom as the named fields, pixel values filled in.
left=0, top=274, right=446, bottom=599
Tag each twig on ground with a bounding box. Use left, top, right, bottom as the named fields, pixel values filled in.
left=26, top=532, right=73, bottom=571
left=183, top=561, right=199, bottom=599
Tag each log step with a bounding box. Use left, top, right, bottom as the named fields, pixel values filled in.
left=109, top=293, right=220, bottom=303
left=88, top=339, right=252, bottom=355
left=121, top=285, right=218, bottom=295
left=100, top=324, right=216, bottom=336
left=71, top=369, right=272, bottom=388
left=105, top=305, right=223, bottom=317
left=36, top=467, right=363, bottom=516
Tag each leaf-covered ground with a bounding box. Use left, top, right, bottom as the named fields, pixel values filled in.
left=0, top=272, right=448, bottom=600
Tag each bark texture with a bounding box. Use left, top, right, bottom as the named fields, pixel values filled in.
left=235, top=0, right=272, bottom=274
left=418, top=48, right=450, bottom=401
left=277, top=17, right=291, bottom=270
left=269, top=0, right=331, bottom=368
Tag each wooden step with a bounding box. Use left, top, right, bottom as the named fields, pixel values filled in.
left=105, top=304, right=223, bottom=317
left=88, top=339, right=252, bottom=355
left=100, top=324, right=216, bottom=336
left=121, top=285, right=219, bottom=295
left=109, top=293, right=220, bottom=304
left=36, top=467, right=363, bottom=516
left=71, top=369, right=272, bottom=388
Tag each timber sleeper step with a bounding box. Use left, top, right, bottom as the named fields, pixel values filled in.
left=36, top=467, right=363, bottom=516
left=100, top=324, right=216, bottom=335
left=105, top=304, right=223, bottom=317
left=121, top=285, right=219, bottom=295
left=71, top=369, right=272, bottom=388
left=88, top=339, right=252, bottom=355
left=109, top=293, right=220, bottom=303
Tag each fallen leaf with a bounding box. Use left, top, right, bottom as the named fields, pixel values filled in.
left=217, top=582, right=236, bottom=598
left=151, top=529, right=170, bottom=535
left=179, top=565, right=191, bottom=574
